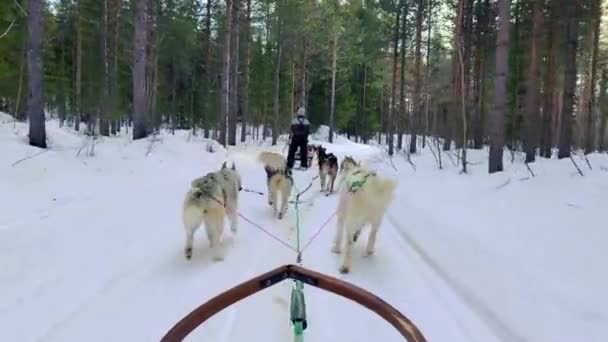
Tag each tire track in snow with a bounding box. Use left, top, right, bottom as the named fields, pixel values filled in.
left=386, top=213, right=526, bottom=342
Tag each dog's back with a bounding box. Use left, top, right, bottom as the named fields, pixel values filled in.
left=340, top=167, right=397, bottom=218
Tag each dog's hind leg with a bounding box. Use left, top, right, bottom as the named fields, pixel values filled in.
left=182, top=208, right=203, bottom=260
left=329, top=173, right=336, bottom=194
left=278, top=184, right=291, bottom=220
left=339, top=223, right=356, bottom=274
left=205, top=216, right=225, bottom=261
left=319, top=168, right=327, bottom=191
left=184, top=229, right=195, bottom=260
left=228, top=208, right=238, bottom=234
left=270, top=187, right=278, bottom=217
left=331, top=219, right=344, bottom=254
left=332, top=195, right=348, bottom=254
left=266, top=179, right=273, bottom=206
left=365, top=218, right=382, bottom=256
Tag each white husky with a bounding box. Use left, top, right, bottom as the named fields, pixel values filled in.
left=181, top=162, right=242, bottom=261
left=332, top=162, right=397, bottom=273
left=258, top=151, right=293, bottom=219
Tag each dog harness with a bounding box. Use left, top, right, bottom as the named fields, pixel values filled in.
left=339, top=169, right=376, bottom=193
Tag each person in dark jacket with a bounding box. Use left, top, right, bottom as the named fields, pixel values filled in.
left=287, top=107, right=310, bottom=169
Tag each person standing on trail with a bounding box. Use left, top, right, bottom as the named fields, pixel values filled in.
left=287, top=107, right=310, bottom=169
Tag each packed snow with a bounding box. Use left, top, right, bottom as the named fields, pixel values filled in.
left=1, top=114, right=607, bottom=342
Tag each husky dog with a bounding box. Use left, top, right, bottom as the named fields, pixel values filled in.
left=332, top=162, right=397, bottom=273
left=307, top=144, right=319, bottom=167
left=258, top=152, right=293, bottom=219
left=181, top=162, right=242, bottom=261
left=317, top=146, right=338, bottom=194
left=339, top=155, right=359, bottom=174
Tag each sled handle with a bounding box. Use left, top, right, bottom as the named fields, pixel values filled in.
left=160, top=264, right=427, bottom=342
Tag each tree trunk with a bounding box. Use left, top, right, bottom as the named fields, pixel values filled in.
left=397, top=0, right=408, bottom=151
left=362, top=64, right=367, bottom=143
left=75, top=0, right=83, bottom=132
left=27, top=0, right=46, bottom=148
left=228, top=0, right=240, bottom=146
left=132, top=0, right=148, bottom=140
left=599, top=69, right=608, bottom=151
left=541, top=2, right=558, bottom=158
left=473, top=0, right=488, bottom=149
left=241, top=0, right=252, bottom=143
left=14, top=41, right=26, bottom=121
left=585, top=0, right=602, bottom=154
left=523, top=0, right=542, bottom=163
left=557, top=2, right=580, bottom=159
left=203, top=0, right=213, bottom=139
left=272, top=8, right=282, bottom=146
left=488, top=0, right=511, bottom=173
left=58, top=32, right=67, bottom=128
left=300, top=41, right=307, bottom=109
left=456, top=0, right=468, bottom=172
left=99, top=0, right=110, bottom=136
left=329, top=31, right=338, bottom=143
left=410, top=0, right=423, bottom=154
left=108, top=0, right=121, bottom=135
left=423, top=0, right=434, bottom=148
left=389, top=1, right=403, bottom=156
left=220, top=0, right=233, bottom=146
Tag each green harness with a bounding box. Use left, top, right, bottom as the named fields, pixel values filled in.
left=339, top=169, right=376, bottom=193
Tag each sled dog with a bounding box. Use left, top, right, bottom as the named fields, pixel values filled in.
left=318, top=147, right=338, bottom=193
left=258, top=151, right=293, bottom=219
left=307, top=144, right=320, bottom=167
left=339, top=155, right=359, bottom=173
left=181, top=162, right=242, bottom=261
left=317, top=146, right=338, bottom=193
left=332, top=162, right=397, bottom=273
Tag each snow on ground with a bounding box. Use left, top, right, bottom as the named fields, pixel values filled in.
left=1, top=115, right=607, bottom=342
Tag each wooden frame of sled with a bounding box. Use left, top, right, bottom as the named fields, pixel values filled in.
left=161, top=264, right=427, bottom=342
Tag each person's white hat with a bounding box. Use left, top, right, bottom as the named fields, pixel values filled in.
left=296, top=107, right=306, bottom=117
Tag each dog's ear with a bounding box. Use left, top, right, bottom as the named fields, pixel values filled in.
left=231, top=162, right=236, bottom=170
left=222, top=161, right=227, bottom=169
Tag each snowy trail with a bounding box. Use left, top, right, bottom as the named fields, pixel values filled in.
left=1, top=139, right=467, bottom=342
left=3, top=121, right=607, bottom=342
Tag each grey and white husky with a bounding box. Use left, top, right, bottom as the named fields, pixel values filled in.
left=181, top=162, right=242, bottom=261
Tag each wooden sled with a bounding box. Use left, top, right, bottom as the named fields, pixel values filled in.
left=161, top=264, right=427, bottom=341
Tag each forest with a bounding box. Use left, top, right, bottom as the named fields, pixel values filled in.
left=1, top=0, right=607, bottom=173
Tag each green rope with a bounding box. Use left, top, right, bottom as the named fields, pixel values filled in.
left=294, top=322, right=304, bottom=342
left=291, top=179, right=307, bottom=341
left=295, top=191, right=301, bottom=260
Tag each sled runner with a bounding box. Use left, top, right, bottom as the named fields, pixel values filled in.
left=161, top=264, right=427, bottom=342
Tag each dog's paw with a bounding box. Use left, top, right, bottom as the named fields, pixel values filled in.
left=331, top=245, right=341, bottom=254
left=339, top=265, right=350, bottom=274
left=185, top=248, right=192, bottom=260
left=212, top=254, right=224, bottom=262
left=364, top=249, right=375, bottom=257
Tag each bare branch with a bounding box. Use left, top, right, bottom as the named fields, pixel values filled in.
left=570, top=156, right=584, bottom=176
left=495, top=178, right=511, bottom=190
left=15, top=0, right=28, bottom=16
left=525, top=162, right=535, bottom=177
left=400, top=150, right=416, bottom=171
left=11, top=149, right=48, bottom=167
left=0, top=20, right=16, bottom=40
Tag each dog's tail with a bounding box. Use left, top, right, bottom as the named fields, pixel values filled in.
left=258, top=151, right=287, bottom=171
left=374, top=176, right=398, bottom=201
